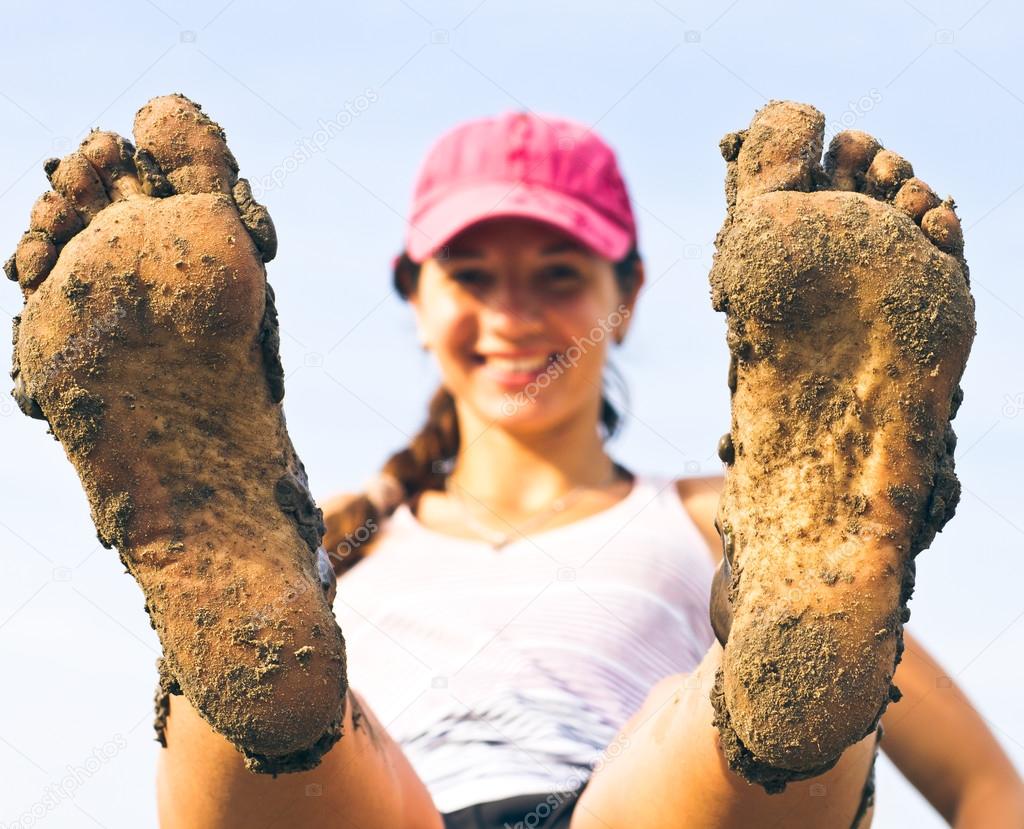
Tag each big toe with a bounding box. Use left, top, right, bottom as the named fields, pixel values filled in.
left=727, top=100, right=826, bottom=206
left=133, top=93, right=239, bottom=195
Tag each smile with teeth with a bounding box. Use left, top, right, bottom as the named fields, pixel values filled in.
left=474, top=352, right=562, bottom=387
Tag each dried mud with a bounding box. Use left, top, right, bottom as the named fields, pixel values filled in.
left=706, top=100, right=976, bottom=797
left=8, top=94, right=347, bottom=774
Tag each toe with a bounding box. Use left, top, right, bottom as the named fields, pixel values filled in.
left=133, top=93, right=239, bottom=195
left=78, top=130, right=142, bottom=200
left=863, top=149, right=914, bottom=201
left=730, top=100, right=826, bottom=205
left=29, top=190, right=83, bottom=244
left=893, top=177, right=941, bottom=223
left=921, top=198, right=964, bottom=254
left=13, top=231, right=56, bottom=291
left=45, top=152, right=111, bottom=224
left=823, top=130, right=881, bottom=191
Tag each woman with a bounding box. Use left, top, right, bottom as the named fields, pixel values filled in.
left=157, top=110, right=1023, bottom=828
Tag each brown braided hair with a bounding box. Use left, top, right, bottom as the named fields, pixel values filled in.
left=322, top=244, right=643, bottom=577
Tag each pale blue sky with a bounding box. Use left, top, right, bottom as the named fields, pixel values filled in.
left=1, top=1, right=1022, bottom=826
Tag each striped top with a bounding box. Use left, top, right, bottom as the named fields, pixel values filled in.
left=331, top=471, right=717, bottom=814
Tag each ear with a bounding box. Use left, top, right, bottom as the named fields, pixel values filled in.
left=615, top=258, right=645, bottom=343
left=406, top=291, right=430, bottom=349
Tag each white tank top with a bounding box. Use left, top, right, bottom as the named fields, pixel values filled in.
left=332, top=471, right=717, bottom=814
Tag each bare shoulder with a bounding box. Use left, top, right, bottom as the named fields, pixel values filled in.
left=673, top=475, right=725, bottom=565
left=320, top=491, right=361, bottom=515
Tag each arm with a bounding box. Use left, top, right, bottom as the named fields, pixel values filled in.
left=881, top=629, right=1024, bottom=827
left=675, top=474, right=1024, bottom=826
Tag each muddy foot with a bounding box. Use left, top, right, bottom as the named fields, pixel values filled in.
left=6, top=94, right=346, bottom=774
left=707, top=101, right=975, bottom=792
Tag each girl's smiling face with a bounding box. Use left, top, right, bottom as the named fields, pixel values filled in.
left=408, top=217, right=643, bottom=434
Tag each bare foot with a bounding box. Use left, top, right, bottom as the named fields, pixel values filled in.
left=706, top=100, right=975, bottom=792
left=6, top=94, right=346, bottom=774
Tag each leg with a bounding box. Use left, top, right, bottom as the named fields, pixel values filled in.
left=157, top=686, right=443, bottom=829
left=573, top=644, right=877, bottom=829
left=9, top=95, right=348, bottom=769
left=708, top=101, right=973, bottom=779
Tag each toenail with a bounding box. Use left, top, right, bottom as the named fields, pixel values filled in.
left=950, top=385, right=964, bottom=419
left=233, top=179, right=278, bottom=262
left=719, top=131, right=745, bottom=162
left=12, top=374, right=46, bottom=420
left=709, top=541, right=734, bottom=646
left=135, top=148, right=174, bottom=197
left=718, top=432, right=735, bottom=464
left=316, top=546, right=337, bottom=603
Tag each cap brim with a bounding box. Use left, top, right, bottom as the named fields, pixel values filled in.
left=406, top=182, right=633, bottom=264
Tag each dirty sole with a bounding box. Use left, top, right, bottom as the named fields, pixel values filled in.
left=7, top=94, right=347, bottom=774
left=706, top=100, right=975, bottom=792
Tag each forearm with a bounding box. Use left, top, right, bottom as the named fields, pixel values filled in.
left=881, top=629, right=1024, bottom=825
left=952, top=772, right=1024, bottom=828
left=156, top=690, right=427, bottom=829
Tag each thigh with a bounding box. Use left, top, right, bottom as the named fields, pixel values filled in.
left=157, top=687, right=443, bottom=829
left=571, top=644, right=877, bottom=829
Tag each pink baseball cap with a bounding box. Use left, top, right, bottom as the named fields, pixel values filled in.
left=397, top=110, right=638, bottom=266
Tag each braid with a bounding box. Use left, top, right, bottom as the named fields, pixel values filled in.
left=324, top=242, right=641, bottom=577
left=323, top=385, right=459, bottom=576
left=382, top=384, right=460, bottom=494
